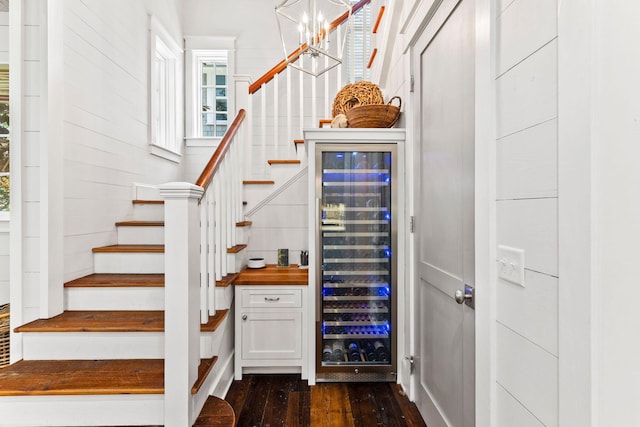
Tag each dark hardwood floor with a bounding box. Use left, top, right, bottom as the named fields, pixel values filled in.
left=226, top=374, right=427, bottom=427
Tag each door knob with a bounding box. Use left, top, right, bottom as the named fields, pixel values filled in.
left=454, top=285, right=474, bottom=309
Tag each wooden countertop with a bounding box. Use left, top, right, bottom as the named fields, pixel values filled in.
left=234, top=264, right=309, bottom=286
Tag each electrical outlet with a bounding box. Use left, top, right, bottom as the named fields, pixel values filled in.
left=497, top=245, right=525, bottom=287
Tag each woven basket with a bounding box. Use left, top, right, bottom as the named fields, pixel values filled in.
left=346, top=96, right=402, bottom=128
left=332, top=81, right=384, bottom=117
left=0, top=304, right=9, bottom=368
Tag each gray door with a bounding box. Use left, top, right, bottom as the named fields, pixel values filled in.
left=413, top=1, right=475, bottom=426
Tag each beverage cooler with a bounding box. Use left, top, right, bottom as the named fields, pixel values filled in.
left=309, top=132, right=401, bottom=383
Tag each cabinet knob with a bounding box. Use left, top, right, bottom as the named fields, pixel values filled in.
left=242, top=314, right=248, bottom=320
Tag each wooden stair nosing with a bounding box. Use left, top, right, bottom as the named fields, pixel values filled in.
left=115, top=220, right=164, bottom=227
left=236, top=220, right=252, bottom=227
left=216, top=272, right=239, bottom=288
left=194, top=396, right=236, bottom=427
left=267, top=159, right=302, bottom=165
left=92, top=244, right=164, bottom=253
left=227, top=244, right=247, bottom=254
left=242, top=180, right=275, bottom=185
left=132, top=199, right=164, bottom=205
left=64, top=273, right=165, bottom=288
left=15, top=310, right=227, bottom=334
left=0, top=357, right=217, bottom=396
left=200, top=309, right=229, bottom=332
left=293, top=139, right=304, bottom=144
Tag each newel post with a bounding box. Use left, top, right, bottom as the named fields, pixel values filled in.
left=159, top=182, right=204, bottom=427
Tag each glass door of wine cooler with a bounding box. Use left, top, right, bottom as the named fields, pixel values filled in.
left=316, top=144, right=397, bottom=381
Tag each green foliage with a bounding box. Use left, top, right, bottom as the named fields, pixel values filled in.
left=0, top=175, right=8, bottom=211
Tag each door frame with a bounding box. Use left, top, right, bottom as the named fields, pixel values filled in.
left=407, top=0, right=495, bottom=425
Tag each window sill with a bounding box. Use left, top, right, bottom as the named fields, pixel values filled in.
left=150, top=144, right=182, bottom=163
left=185, top=137, right=222, bottom=147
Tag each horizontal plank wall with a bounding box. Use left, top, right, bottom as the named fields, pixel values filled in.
left=495, top=0, right=558, bottom=425
left=0, top=10, right=8, bottom=306
left=62, top=0, right=183, bottom=281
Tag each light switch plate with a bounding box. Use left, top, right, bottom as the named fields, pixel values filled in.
left=497, top=245, right=525, bottom=287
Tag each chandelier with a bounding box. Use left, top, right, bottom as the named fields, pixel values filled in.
left=275, top=0, right=353, bottom=77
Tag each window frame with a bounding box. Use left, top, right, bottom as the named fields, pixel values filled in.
left=149, top=15, right=183, bottom=162
left=185, top=37, right=235, bottom=144
left=198, top=53, right=229, bottom=138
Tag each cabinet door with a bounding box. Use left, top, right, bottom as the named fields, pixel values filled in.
left=241, top=311, right=302, bottom=360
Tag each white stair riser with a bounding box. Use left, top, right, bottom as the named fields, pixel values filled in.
left=94, top=252, right=164, bottom=274
left=215, top=286, right=234, bottom=311
left=64, top=287, right=164, bottom=311
left=0, top=394, right=164, bottom=426
left=132, top=204, right=164, bottom=221
left=117, top=226, right=164, bottom=245
left=22, top=331, right=221, bottom=360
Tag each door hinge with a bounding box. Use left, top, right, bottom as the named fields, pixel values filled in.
left=404, top=355, right=415, bottom=374
left=410, top=216, right=415, bottom=233
left=410, top=75, right=415, bottom=93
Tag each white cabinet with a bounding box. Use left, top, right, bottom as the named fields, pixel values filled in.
left=234, top=285, right=307, bottom=380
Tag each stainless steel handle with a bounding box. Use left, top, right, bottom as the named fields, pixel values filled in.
left=242, top=314, right=247, bottom=320
left=264, top=297, right=280, bottom=302
left=454, top=285, right=474, bottom=309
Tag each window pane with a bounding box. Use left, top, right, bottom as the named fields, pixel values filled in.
left=202, top=112, right=215, bottom=125
left=216, top=113, right=227, bottom=121
left=0, top=175, right=8, bottom=212
left=215, top=125, right=227, bottom=136
left=202, top=87, right=215, bottom=111
left=216, top=99, right=227, bottom=112
left=216, top=88, right=226, bottom=97
left=0, top=64, right=10, bottom=212
left=202, top=62, right=214, bottom=86
left=215, top=74, right=226, bottom=86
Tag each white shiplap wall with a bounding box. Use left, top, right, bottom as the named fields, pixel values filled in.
left=0, top=10, right=8, bottom=305
left=495, top=0, right=558, bottom=426
left=62, top=0, right=184, bottom=281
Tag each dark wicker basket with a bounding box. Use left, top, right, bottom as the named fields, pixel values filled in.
left=346, top=96, right=401, bottom=128
left=0, top=304, right=9, bottom=368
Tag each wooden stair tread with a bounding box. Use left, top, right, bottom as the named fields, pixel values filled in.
left=242, top=180, right=275, bottom=185
left=267, top=159, right=302, bottom=165
left=64, top=274, right=164, bottom=288
left=0, top=357, right=217, bottom=396
left=194, top=396, right=236, bottom=427
left=236, top=220, right=252, bottom=227
left=227, top=244, right=247, bottom=254
left=192, top=356, right=217, bottom=394
left=293, top=139, right=304, bottom=144
left=201, top=309, right=229, bottom=332
left=132, top=199, right=164, bottom=204
left=15, top=311, right=227, bottom=334
left=92, top=244, right=164, bottom=253
left=216, top=272, right=239, bottom=288
left=115, top=220, right=164, bottom=227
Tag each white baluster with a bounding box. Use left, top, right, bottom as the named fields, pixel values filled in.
left=261, top=83, right=267, bottom=177
left=219, top=160, right=228, bottom=278
left=337, top=26, right=343, bottom=92
left=287, top=67, right=292, bottom=157
left=207, top=190, right=215, bottom=316
left=199, top=194, right=209, bottom=324
left=274, top=73, right=279, bottom=160
left=213, top=178, right=222, bottom=281
left=299, top=56, right=304, bottom=135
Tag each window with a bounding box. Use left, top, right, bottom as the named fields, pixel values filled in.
left=184, top=37, right=235, bottom=142
left=149, top=16, right=182, bottom=161
left=345, top=1, right=372, bottom=82
left=200, top=53, right=228, bottom=137
left=0, top=65, right=8, bottom=213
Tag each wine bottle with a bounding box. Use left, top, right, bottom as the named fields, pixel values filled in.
left=373, top=340, right=390, bottom=362
left=322, top=344, right=333, bottom=361
left=332, top=341, right=345, bottom=362
left=364, top=341, right=377, bottom=361
left=348, top=342, right=361, bottom=361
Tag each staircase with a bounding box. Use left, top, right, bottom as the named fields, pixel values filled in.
left=0, top=199, right=238, bottom=426
left=0, top=0, right=381, bottom=425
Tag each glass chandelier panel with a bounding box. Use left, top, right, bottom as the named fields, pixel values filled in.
left=275, top=0, right=353, bottom=77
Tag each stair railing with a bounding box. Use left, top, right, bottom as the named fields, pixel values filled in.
left=159, top=108, right=247, bottom=427
left=247, top=0, right=372, bottom=178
